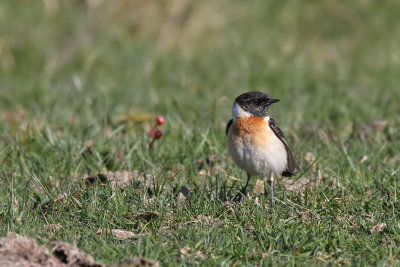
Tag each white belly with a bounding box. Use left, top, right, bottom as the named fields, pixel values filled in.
left=228, top=133, right=288, bottom=177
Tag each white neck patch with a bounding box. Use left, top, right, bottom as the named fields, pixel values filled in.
left=232, top=102, right=252, bottom=120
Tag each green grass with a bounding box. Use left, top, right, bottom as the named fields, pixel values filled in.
left=1, top=0, right=400, bottom=265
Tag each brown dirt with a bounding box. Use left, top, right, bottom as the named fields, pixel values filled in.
left=0, top=232, right=159, bottom=267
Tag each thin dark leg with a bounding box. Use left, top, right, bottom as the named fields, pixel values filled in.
left=243, top=173, right=251, bottom=194
left=234, top=173, right=251, bottom=201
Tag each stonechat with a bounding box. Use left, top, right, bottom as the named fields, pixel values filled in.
left=226, top=91, right=300, bottom=206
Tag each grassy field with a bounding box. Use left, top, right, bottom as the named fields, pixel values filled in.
left=1, top=0, right=400, bottom=265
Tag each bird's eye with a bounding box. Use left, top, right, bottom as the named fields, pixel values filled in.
left=253, top=99, right=259, bottom=104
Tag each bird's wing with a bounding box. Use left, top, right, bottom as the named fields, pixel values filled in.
left=268, top=118, right=300, bottom=176
left=226, top=119, right=233, bottom=135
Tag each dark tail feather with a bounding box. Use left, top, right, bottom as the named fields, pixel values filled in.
left=282, top=148, right=300, bottom=177
left=226, top=119, right=233, bottom=135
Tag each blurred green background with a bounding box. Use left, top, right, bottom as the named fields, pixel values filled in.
left=1, top=0, right=399, bottom=130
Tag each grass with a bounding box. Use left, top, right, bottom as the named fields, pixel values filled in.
left=1, top=0, right=400, bottom=265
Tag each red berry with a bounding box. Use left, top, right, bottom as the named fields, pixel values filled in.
left=154, top=130, right=163, bottom=139
left=156, top=116, right=165, bottom=125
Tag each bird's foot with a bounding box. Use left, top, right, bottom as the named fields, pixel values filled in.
left=233, top=188, right=247, bottom=202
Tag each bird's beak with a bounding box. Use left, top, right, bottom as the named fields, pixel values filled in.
left=268, top=98, right=280, bottom=105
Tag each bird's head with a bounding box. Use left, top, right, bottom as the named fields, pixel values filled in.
left=232, top=91, right=279, bottom=119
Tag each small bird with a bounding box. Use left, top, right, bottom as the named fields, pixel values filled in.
left=226, top=91, right=300, bottom=206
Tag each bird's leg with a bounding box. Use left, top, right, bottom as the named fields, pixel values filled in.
left=234, top=173, right=251, bottom=201
left=242, top=173, right=251, bottom=195
left=270, top=173, right=275, bottom=207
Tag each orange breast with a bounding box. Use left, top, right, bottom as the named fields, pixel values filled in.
left=229, top=117, right=279, bottom=149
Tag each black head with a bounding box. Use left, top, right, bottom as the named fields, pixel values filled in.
left=235, top=91, right=280, bottom=117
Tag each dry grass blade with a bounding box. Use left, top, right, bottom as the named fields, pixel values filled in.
left=44, top=223, right=63, bottom=232
left=381, top=237, right=395, bottom=245
left=284, top=177, right=313, bottom=192
left=253, top=179, right=265, bottom=195
left=97, top=229, right=146, bottom=240
left=84, top=171, right=156, bottom=189
left=370, top=121, right=388, bottom=132
left=370, top=223, right=386, bottom=233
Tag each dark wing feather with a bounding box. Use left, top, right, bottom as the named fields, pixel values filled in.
left=268, top=118, right=300, bottom=177
left=226, top=119, right=233, bottom=135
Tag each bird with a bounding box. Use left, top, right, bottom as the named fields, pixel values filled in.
left=226, top=91, right=300, bottom=206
